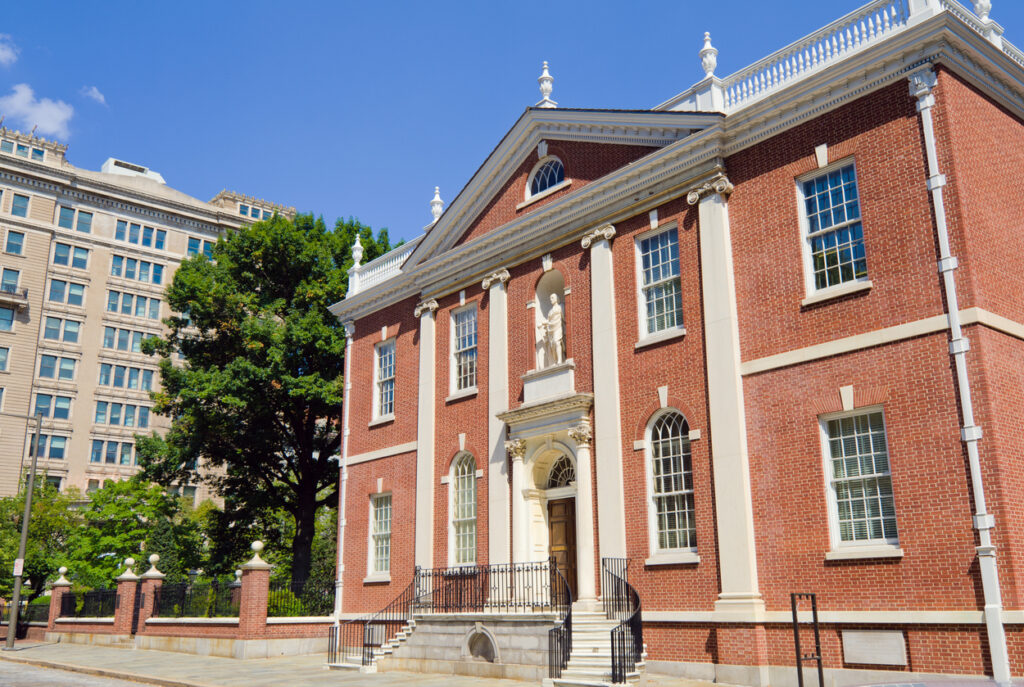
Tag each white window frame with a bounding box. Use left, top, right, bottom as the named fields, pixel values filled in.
left=644, top=409, right=700, bottom=566
left=796, top=158, right=872, bottom=303
left=449, top=304, right=478, bottom=397
left=634, top=222, right=686, bottom=344
left=366, top=492, right=392, bottom=582
left=522, top=156, right=570, bottom=205
left=372, top=339, right=396, bottom=422
left=447, top=452, right=479, bottom=567
left=819, top=406, right=902, bottom=560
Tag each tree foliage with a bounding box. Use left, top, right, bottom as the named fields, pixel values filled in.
left=137, top=213, right=392, bottom=581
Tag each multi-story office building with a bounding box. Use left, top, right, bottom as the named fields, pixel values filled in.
left=0, top=129, right=292, bottom=499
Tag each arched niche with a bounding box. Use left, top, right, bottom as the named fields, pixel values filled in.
left=534, top=268, right=566, bottom=369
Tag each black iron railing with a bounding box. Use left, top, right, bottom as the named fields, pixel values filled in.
left=603, top=558, right=643, bottom=684
left=152, top=580, right=239, bottom=618
left=0, top=600, right=46, bottom=623
left=331, top=578, right=416, bottom=666
left=60, top=588, right=117, bottom=618
left=267, top=578, right=334, bottom=617
left=414, top=560, right=561, bottom=613
left=547, top=562, right=573, bottom=679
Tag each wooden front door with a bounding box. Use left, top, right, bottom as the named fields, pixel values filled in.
left=548, top=498, right=578, bottom=600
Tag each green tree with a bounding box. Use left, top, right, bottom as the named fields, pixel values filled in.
left=68, top=479, right=202, bottom=588
left=137, top=214, right=392, bottom=582
left=0, top=479, right=80, bottom=602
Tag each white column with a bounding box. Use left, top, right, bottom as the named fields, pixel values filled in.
left=569, top=421, right=597, bottom=606
left=506, top=439, right=528, bottom=563
left=688, top=175, right=764, bottom=617
left=414, top=298, right=438, bottom=570
left=483, top=269, right=511, bottom=565
left=334, top=321, right=355, bottom=618
left=581, top=225, right=627, bottom=561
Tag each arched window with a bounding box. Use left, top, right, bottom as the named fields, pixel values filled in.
left=648, top=411, right=695, bottom=552
left=528, top=157, right=565, bottom=198
left=547, top=454, right=575, bottom=489
left=452, top=452, right=477, bottom=565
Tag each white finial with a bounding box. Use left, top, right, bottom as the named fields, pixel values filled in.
left=251, top=540, right=264, bottom=554
left=536, top=61, right=557, bottom=108
left=235, top=569, right=242, bottom=581
left=430, top=186, right=444, bottom=223
left=700, top=32, right=718, bottom=78
left=974, top=0, right=992, bottom=22
left=143, top=553, right=165, bottom=579
left=59, top=566, right=67, bottom=575
left=242, top=539, right=271, bottom=570
left=351, top=235, right=363, bottom=268
left=149, top=554, right=160, bottom=566
left=125, top=557, right=135, bottom=568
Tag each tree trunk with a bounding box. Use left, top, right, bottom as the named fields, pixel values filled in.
left=291, top=496, right=317, bottom=585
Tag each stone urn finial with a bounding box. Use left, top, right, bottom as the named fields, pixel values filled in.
left=351, top=235, right=363, bottom=268
left=430, top=186, right=444, bottom=223
left=974, top=1, right=992, bottom=23
left=700, top=32, right=718, bottom=78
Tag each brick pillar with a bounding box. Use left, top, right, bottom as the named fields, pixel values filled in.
left=237, top=541, right=271, bottom=640
left=137, top=554, right=166, bottom=635
left=112, top=558, right=140, bottom=635
left=47, top=567, right=71, bottom=631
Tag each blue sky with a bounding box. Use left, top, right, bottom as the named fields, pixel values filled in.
left=3, top=1, right=1022, bottom=243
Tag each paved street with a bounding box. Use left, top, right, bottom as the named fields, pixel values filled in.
left=0, top=642, right=713, bottom=687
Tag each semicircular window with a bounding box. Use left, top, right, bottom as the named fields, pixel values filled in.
left=547, top=454, right=576, bottom=489
left=530, top=158, right=565, bottom=197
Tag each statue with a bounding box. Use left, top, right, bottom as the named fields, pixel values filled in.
left=537, top=293, right=564, bottom=368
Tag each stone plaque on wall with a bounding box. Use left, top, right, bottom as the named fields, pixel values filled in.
left=842, top=630, right=907, bottom=666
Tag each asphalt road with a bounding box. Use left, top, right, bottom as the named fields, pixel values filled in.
left=0, top=660, right=149, bottom=687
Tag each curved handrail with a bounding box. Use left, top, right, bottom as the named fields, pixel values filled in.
left=547, top=557, right=573, bottom=679
left=331, top=577, right=416, bottom=666
left=602, top=558, right=642, bottom=684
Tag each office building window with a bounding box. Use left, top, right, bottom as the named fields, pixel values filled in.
left=5, top=230, right=23, bottom=255
left=452, top=307, right=477, bottom=392
left=11, top=194, right=29, bottom=217
left=0, top=306, right=13, bottom=331
left=0, top=346, right=7, bottom=371
left=800, top=162, right=867, bottom=292
left=1, top=268, right=19, bottom=293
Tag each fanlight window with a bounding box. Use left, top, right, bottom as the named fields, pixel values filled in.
left=529, top=158, right=565, bottom=197
left=547, top=454, right=576, bottom=489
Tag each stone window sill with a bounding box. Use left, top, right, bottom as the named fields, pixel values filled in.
left=645, top=550, right=700, bottom=566
left=635, top=327, right=686, bottom=350
left=516, top=179, right=572, bottom=211
left=801, top=280, right=872, bottom=307
left=445, top=387, right=478, bottom=403
left=363, top=573, right=391, bottom=584
left=368, top=414, right=395, bottom=428
left=825, top=544, right=903, bottom=561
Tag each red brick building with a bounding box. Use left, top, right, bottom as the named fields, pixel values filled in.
left=329, top=1, right=1024, bottom=683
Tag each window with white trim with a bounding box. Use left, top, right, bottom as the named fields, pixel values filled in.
left=527, top=157, right=565, bottom=198
left=800, top=162, right=867, bottom=292
left=823, top=409, right=898, bottom=546
left=647, top=411, right=696, bottom=552
left=637, top=226, right=683, bottom=337
left=451, top=452, right=477, bottom=565
left=370, top=493, right=392, bottom=574
left=374, top=340, right=395, bottom=418
left=452, top=306, right=477, bottom=392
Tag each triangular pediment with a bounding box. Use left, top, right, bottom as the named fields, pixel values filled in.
left=404, top=108, right=721, bottom=269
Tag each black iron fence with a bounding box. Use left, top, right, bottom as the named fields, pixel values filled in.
left=59, top=588, right=118, bottom=618
left=603, top=558, right=643, bottom=684
left=414, top=559, right=565, bottom=614
left=547, top=563, right=573, bottom=679
left=267, top=578, right=334, bottom=617
left=1, top=600, right=48, bottom=623
left=152, top=580, right=239, bottom=618
left=331, top=578, right=416, bottom=666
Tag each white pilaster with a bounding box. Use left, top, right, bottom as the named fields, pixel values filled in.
left=506, top=439, right=528, bottom=563
left=483, top=269, right=512, bottom=565
left=581, top=225, right=627, bottom=561
left=414, top=298, right=439, bottom=570
left=569, top=421, right=597, bottom=606
left=334, top=320, right=355, bottom=618
left=689, top=175, right=764, bottom=616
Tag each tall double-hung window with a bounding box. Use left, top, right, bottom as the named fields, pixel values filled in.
left=452, top=307, right=477, bottom=392
left=823, top=409, right=898, bottom=548
left=374, top=340, right=395, bottom=419
left=370, top=494, right=392, bottom=575
left=451, top=453, right=477, bottom=565
left=637, top=226, right=683, bottom=337
left=647, top=411, right=696, bottom=555
left=800, top=162, right=867, bottom=292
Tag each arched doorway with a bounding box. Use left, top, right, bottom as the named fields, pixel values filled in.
left=534, top=451, right=577, bottom=599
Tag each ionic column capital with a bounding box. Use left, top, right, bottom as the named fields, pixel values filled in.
left=414, top=298, right=439, bottom=318
left=505, top=438, right=527, bottom=461
left=581, top=224, right=616, bottom=249
left=569, top=420, right=593, bottom=448
left=908, top=67, right=938, bottom=111
left=342, top=320, right=355, bottom=339
left=482, top=268, right=511, bottom=290
left=686, top=172, right=734, bottom=205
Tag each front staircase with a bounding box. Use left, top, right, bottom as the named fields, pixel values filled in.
left=550, top=606, right=646, bottom=687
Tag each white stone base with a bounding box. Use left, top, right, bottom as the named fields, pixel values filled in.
left=646, top=660, right=991, bottom=687
left=46, top=631, right=328, bottom=659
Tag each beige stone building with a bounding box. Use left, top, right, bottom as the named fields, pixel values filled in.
left=0, top=128, right=293, bottom=500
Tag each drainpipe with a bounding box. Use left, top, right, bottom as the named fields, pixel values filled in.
left=909, top=67, right=1010, bottom=684
left=333, top=321, right=355, bottom=621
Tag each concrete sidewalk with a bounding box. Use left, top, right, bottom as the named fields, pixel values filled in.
left=0, top=642, right=714, bottom=687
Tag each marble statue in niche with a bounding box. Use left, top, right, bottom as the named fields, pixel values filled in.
left=537, top=293, right=565, bottom=368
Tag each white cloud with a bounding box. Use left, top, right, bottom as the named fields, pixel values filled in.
left=80, top=85, right=107, bottom=106
left=0, top=84, right=74, bottom=139
left=0, top=35, right=18, bottom=67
